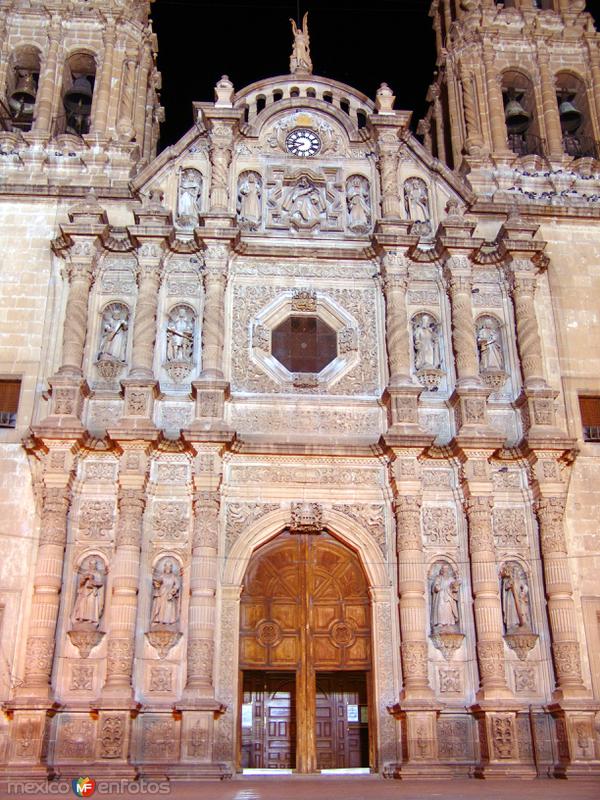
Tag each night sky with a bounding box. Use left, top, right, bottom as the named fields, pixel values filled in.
left=152, top=0, right=435, bottom=150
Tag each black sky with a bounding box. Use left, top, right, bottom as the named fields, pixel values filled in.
left=152, top=0, right=435, bottom=150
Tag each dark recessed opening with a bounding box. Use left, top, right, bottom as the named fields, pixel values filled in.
left=579, top=396, right=600, bottom=442
left=0, top=378, right=21, bottom=428
left=271, top=316, right=337, bottom=374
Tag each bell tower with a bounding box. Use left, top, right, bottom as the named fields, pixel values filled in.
left=0, top=0, right=162, bottom=186
left=420, top=0, right=600, bottom=188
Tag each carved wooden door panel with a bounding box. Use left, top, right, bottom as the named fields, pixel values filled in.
left=241, top=672, right=296, bottom=769
left=239, top=531, right=372, bottom=772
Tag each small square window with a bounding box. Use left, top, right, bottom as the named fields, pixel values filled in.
left=579, top=396, right=600, bottom=442
left=0, top=379, right=21, bottom=428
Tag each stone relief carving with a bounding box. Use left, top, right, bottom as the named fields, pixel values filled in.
left=282, top=175, right=326, bottom=229
left=422, top=506, right=457, bottom=546
left=491, top=715, right=517, bottom=760
left=58, top=718, right=95, bottom=760
left=99, top=715, right=125, bottom=759
left=96, top=303, right=129, bottom=379
left=493, top=508, right=528, bottom=550
left=439, top=667, right=461, bottom=693
left=176, top=168, right=202, bottom=227
left=237, top=171, right=262, bottom=230
left=267, top=112, right=340, bottom=155
left=78, top=500, right=115, bottom=539
left=231, top=406, right=381, bottom=436
left=437, top=719, right=470, bottom=759
left=514, top=667, right=536, bottom=693
left=346, top=175, right=371, bottom=234
left=225, top=502, right=280, bottom=552
left=149, top=665, right=173, bottom=692
left=152, top=501, right=189, bottom=539
left=72, top=556, right=107, bottom=629
left=151, top=558, right=181, bottom=627
left=70, top=664, right=94, bottom=691
left=142, top=718, right=178, bottom=762
left=165, top=305, right=195, bottom=382
left=404, top=176, right=431, bottom=235
left=267, top=168, right=343, bottom=232
left=332, top=503, right=386, bottom=555
left=290, top=501, right=323, bottom=533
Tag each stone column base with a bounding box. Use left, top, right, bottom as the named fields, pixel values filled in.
left=547, top=702, right=600, bottom=779
left=449, top=386, right=502, bottom=442
left=382, top=384, right=434, bottom=439
left=471, top=705, right=537, bottom=779
left=187, top=379, right=232, bottom=433
left=118, top=379, right=159, bottom=433
left=388, top=704, right=455, bottom=778
left=39, top=374, right=89, bottom=431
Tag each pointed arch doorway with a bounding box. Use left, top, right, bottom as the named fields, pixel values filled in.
left=238, top=530, right=373, bottom=773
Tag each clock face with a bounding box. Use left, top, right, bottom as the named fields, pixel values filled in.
left=285, top=128, right=321, bottom=157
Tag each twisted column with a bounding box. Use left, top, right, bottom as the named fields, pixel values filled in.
left=431, top=86, right=447, bottom=163
left=116, top=57, right=137, bottom=139
left=537, top=44, right=564, bottom=158
left=129, top=258, right=162, bottom=379
left=376, top=131, right=402, bottom=218
left=536, top=497, right=586, bottom=697
left=185, top=491, right=219, bottom=694
left=510, top=273, right=545, bottom=387
left=482, top=45, right=509, bottom=155
left=133, top=44, right=152, bottom=146
left=34, top=18, right=61, bottom=135
left=446, top=268, right=481, bottom=385
left=91, top=21, right=117, bottom=135
left=459, top=63, right=484, bottom=154
left=465, top=496, right=510, bottom=698
left=104, top=486, right=145, bottom=696
left=21, top=486, right=70, bottom=695
left=200, top=245, right=229, bottom=378
left=382, top=257, right=412, bottom=385
left=208, top=125, right=234, bottom=212
left=396, top=497, right=433, bottom=698
left=59, top=256, right=95, bottom=377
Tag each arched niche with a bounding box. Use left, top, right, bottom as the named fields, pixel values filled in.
left=555, top=70, right=596, bottom=159
left=3, top=45, right=41, bottom=131
left=60, top=50, right=97, bottom=136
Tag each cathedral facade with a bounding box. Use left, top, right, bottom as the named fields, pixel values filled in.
left=0, top=0, right=599, bottom=782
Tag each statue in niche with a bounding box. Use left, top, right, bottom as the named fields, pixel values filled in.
left=166, top=306, right=194, bottom=363
left=72, top=557, right=106, bottom=628
left=151, top=560, right=181, bottom=627
left=282, top=176, right=325, bottom=228
left=404, top=177, right=431, bottom=223
left=430, top=562, right=461, bottom=630
left=289, top=12, right=313, bottom=74
left=177, top=168, right=202, bottom=226
left=237, top=172, right=262, bottom=230
left=477, top=316, right=504, bottom=371
left=413, top=314, right=441, bottom=370
left=500, top=562, right=531, bottom=632
left=346, top=175, right=371, bottom=233
left=98, top=303, right=129, bottom=363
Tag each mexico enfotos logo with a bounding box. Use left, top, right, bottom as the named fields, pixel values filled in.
left=7, top=777, right=170, bottom=795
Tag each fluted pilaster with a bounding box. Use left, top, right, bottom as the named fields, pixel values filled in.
left=537, top=44, right=564, bottom=159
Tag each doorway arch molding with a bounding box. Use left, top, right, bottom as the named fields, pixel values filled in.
left=216, top=506, right=400, bottom=773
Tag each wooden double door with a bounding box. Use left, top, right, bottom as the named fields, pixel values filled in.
left=239, top=531, right=372, bottom=772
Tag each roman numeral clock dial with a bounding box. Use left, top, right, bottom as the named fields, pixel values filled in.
left=285, top=128, right=321, bottom=157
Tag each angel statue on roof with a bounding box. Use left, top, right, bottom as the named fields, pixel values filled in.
left=290, top=12, right=313, bottom=74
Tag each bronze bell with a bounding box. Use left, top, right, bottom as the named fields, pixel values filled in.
left=8, top=71, right=36, bottom=119
left=559, top=97, right=582, bottom=134
left=63, top=75, right=93, bottom=115
left=504, top=96, right=531, bottom=135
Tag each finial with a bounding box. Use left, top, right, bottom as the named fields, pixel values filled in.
left=289, top=12, right=313, bottom=75
left=215, top=75, right=234, bottom=108
left=376, top=83, right=395, bottom=114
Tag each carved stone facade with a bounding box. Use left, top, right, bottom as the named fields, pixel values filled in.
left=0, top=0, right=599, bottom=784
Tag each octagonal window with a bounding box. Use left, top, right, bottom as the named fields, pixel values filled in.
left=271, top=316, right=338, bottom=373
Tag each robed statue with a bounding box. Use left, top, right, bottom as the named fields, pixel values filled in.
left=290, top=13, right=313, bottom=74
left=151, top=560, right=181, bottom=627
left=72, top=557, right=106, bottom=628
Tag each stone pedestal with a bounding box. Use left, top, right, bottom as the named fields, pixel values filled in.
left=547, top=702, right=600, bottom=779
left=449, top=386, right=500, bottom=441
left=119, top=379, right=159, bottom=433
left=388, top=704, right=454, bottom=778
left=43, top=374, right=89, bottom=431
left=187, top=379, right=232, bottom=433
left=471, top=704, right=537, bottom=779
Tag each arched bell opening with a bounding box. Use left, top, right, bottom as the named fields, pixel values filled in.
left=59, top=51, right=97, bottom=136
left=2, top=45, right=41, bottom=132
left=555, top=71, right=597, bottom=159
left=237, top=528, right=375, bottom=774
left=501, top=69, right=542, bottom=157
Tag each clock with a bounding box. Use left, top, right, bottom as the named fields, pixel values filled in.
left=285, top=128, right=321, bottom=157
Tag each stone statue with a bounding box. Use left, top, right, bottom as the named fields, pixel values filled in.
left=346, top=175, right=371, bottom=233
left=282, top=176, right=325, bottom=228
left=289, top=12, right=313, bottom=74
left=151, top=560, right=181, bottom=627
left=404, top=177, right=430, bottom=222
left=501, top=562, right=531, bottom=632
left=237, top=172, right=262, bottom=230
left=177, top=168, right=202, bottom=226
left=72, top=557, right=106, bottom=628
left=413, top=313, right=441, bottom=370
left=431, top=562, right=461, bottom=630
left=98, top=303, right=129, bottom=362
left=166, top=306, right=194, bottom=363
left=477, top=316, right=504, bottom=371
